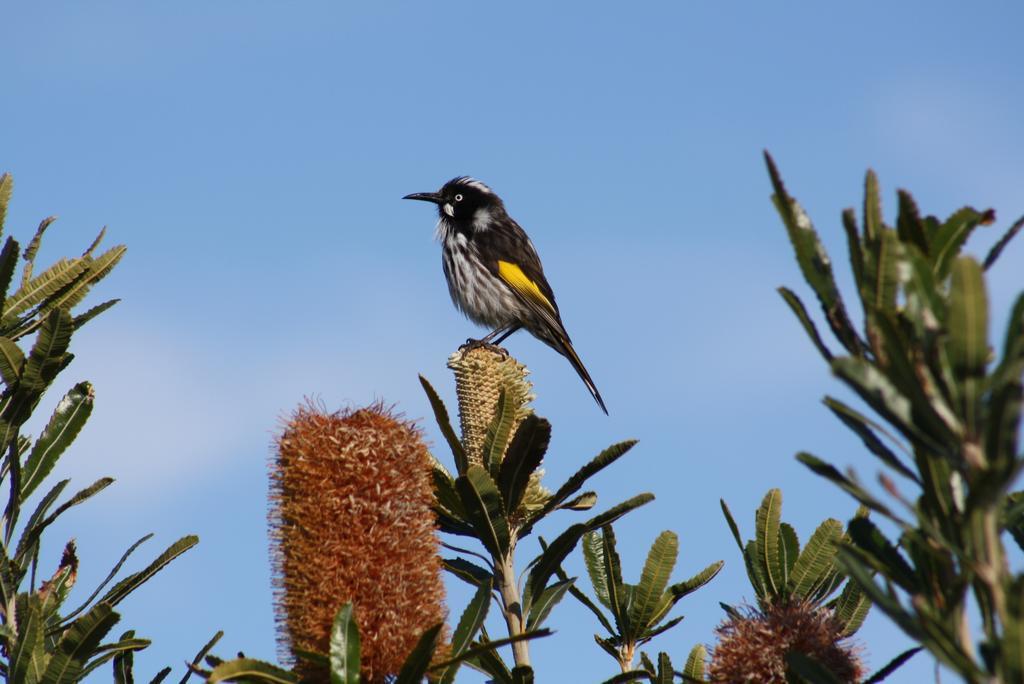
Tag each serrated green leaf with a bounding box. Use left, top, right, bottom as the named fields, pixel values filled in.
left=539, top=440, right=637, bottom=518
left=438, top=583, right=490, bottom=684
left=4, top=259, right=89, bottom=325
left=0, top=335, right=24, bottom=386
left=779, top=522, right=799, bottom=585
left=0, top=237, right=21, bottom=317
left=21, top=381, right=93, bottom=499
left=683, top=643, right=706, bottom=682
left=72, top=298, right=120, bottom=330
left=845, top=518, right=918, bottom=593
left=767, top=152, right=863, bottom=355
left=583, top=530, right=612, bottom=609
left=0, top=173, right=11, bottom=234
left=12, top=593, right=47, bottom=684
left=112, top=630, right=136, bottom=684
left=559, top=491, right=597, bottom=511
left=99, top=535, right=198, bottom=608
left=895, top=190, right=929, bottom=255
left=497, top=415, right=550, bottom=515
left=442, top=557, right=492, bottom=587
left=21, top=217, right=57, bottom=287
left=419, top=375, right=467, bottom=473
left=668, top=560, right=723, bottom=604
left=833, top=577, right=872, bottom=636
left=16, top=477, right=114, bottom=567
left=393, top=622, right=442, bottom=679
left=207, top=658, right=298, bottom=683
left=931, top=206, right=991, bottom=278
left=628, top=531, right=678, bottom=629
left=755, top=489, right=783, bottom=595
left=778, top=287, right=833, bottom=361
left=788, top=519, right=842, bottom=599
left=456, top=466, right=509, bottom=558
left=824, top=397, right=919, bottom=483
left=481, top=388, right=515, bottom=476
left=42, top=602, right=120, bottom=684
left=526, top=578, right=573, bottom=630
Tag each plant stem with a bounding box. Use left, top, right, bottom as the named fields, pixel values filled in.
left=497, top=552, right=531, bottom=668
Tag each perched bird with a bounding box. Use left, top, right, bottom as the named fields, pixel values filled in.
left=404, top=177, right=607, bottom=414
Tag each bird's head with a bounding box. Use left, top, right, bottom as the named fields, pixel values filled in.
left=403, top=177, right=502, bottom=222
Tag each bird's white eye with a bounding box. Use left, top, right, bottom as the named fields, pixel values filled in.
left=455, top=194, right=463, bottom=202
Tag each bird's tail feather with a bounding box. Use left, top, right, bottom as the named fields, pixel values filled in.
left=555, top=336, right=608, bottom=415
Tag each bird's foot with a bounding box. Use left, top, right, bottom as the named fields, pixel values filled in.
left=459, top=338, right=509, bottom=357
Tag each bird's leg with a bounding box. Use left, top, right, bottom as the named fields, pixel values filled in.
left=460, top=324, right=519, bottom=353
left=490, top=324, right=521, bottom=345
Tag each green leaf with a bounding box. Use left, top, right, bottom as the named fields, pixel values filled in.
left=0, top=173, right=11, bottom=234
left=21, top=217, right=57, bottom=288
left=842, top=209, right=865, bottom=297
left=863, top=647, right=923, bottom=683
left=181, top=630, right=224, bottom=684
left=0, top=237, right=21, bottom=321
left=539, top=440, right=637, bottom=518
left=72, top=298, right=120, bottom=330
left=328, top=604, right=360, bottom=684
left=527, top=495, right=653, bottom=620
left=823, top=397, right=919, bottom=483
left=207, top=659, right=298, bottom=683
left=0, top=335, right=25, bottom=387
left=766, top=151, right=863, bottom=355
left=442, top=557, right=493, bottom=587
left=395, top=623, right=443, bottom=684
left=796, top=452, right=898, bottom=520
left=628, top=531, right=678, bottom=629
left=455, top=466, right=510, bottom=559
left=497, top=415, right=550, bottom=515
left=526, top=578, right=574, bottom=631
left=948, top=257, right=988, bottom=436
left=4, top=261, right=89, bottom=326
left=932, top=206, right=993, bottom=278
left=11, top=594, right=48, bottom=684
left=743, top=540, right=768, bottom=601
left=683, top=644, right=705, bottom=682
left=785, top=652, right=842, bottom=684
left=78, top=635, right=150, bottom=681
left=583, top=530, right=612, bottom=609
left=895, top=190, right=929, bottom=255
left=41, top=602, right=120, bottom=684
left=112, top=630, right=136, bottom=684
left=432, top=466, right=475, bottom=537
left=419, top=375, right=467, bottom=473
left=779, top=522, right=799, bottom=586
left=437, top=630, right=551, bottom=680
left=21, top=381, right=93, bottom=499
left=845, top=518, right=918, bottom=592
left=778, top=287, right=833, bottom=361
left=983, top=214, right=1024, bottom=270
left=787, top=519, right=842, bottom=600
left=559, top=491, right=598, bottom=511
left=719, top=499, right=745, bottom=554
left=667, top=560, right=723, bottom=603
left=755, top=489, right=783, bottom=595
left=833, top=578, right=872, bottom=636
left=481, top=388, right=516, bottom=476
left=439, top=583, right=491, bottom=684
left=99, top=535, right=199, bottom=607
left=16, top=477, right=114, bottom=567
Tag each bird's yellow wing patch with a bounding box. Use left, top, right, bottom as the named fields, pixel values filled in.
left=497, top=260, right=554, bottom=313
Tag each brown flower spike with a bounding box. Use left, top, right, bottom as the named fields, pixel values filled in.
left=709, top=600, right=863, bottom=683
left=270, top=402, right=447, bottom=683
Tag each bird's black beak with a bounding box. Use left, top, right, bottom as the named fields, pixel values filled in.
left=402, top=192, right=444, bottom=204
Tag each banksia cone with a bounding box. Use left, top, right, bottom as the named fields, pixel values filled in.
left=448, top=346, right=534, bottom=466
left=270, top=402, right=447, bottom=683
left=448, top=346, right=549, bottom=513
left=709, top=600, right=863, bottom=683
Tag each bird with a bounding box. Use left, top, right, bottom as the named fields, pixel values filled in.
left=403, top=177, right=607, bottom=414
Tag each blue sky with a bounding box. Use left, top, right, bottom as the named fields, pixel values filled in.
left=3, top=1, right=1023, bottom=681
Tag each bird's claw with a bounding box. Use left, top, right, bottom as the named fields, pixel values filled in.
left=458, top=338, right=509, bottom=357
